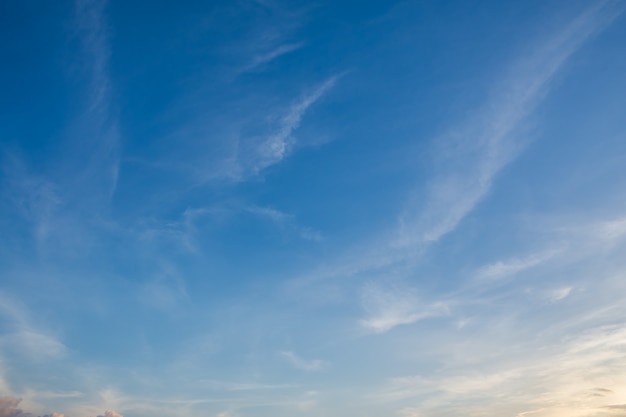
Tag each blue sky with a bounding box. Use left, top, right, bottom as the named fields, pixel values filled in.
left=1, top=0, right=626, bottom=416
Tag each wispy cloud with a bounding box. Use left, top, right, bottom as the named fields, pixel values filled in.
left=279, top=351, right=329, bottom=371
left=0, top=293, right=66, bottom=360
left=287, top=1, right=624, bottom=295
left=545, top=286, right=573, bottom=302
left=1, top=153, right=61, bottom=248
left=360, top=284, right=449, bottom=333
left=199, top=380, right=296, bottom=392
left=377, top=323, right=626, bottom=417
left=591, top=216, right=626, bottom=242
left=74, top=0, right=111, bottom=113
left=191, top=75, right=340, bottom=183
left=396, top=0, right=624, bottom=247
left=475, top=248, right=560, bottom=281
left=241, top=75, right=340, bottom=178
left=73, top=0, right=119, bottom=199
left=138, top=263, right=189, bottom=311
left=245, top=205, right=323, bottom=241
left=241, top=42, right=304, bottom=73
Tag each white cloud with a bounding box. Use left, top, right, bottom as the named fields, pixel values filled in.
left=547, top=286, right=573, bottom=302
left=378, top=323, right=626, bottom=417
left=0, top=294, right=67, bottom=360
left=242, top=42, right=304, bottom=73
left=280, top=351, right=328, bottom=371
left=244, top=205, right=323, bottom=241
left=7, top=331, right=67, bottom=360
left=199, top=380, right=295, bottom=392
left=593, top=216, right=626, bottom=242
left=0, top=398, right=66, bottom=417
left=246, top=75, right=339, bottom=176
left=73, top=0, right=120, bottom=199
left=287, top=1, right=623, bottom=295
left=475, top=248, right=559, bottom=281
left=360, top=284, right=449, bottom=333
left=74, top=0, right=112, bottom=113
left=97, top=411, right=123, bottom=417
left=396, top=0, right=623, bottom=247
left=1, top=153, right=62, bottom=247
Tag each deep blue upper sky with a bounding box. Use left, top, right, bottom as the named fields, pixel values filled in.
left=1, top=1, right=626, bottom=417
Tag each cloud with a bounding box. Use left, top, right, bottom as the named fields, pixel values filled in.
left=592, top=216, right=626, bottom=242
left=193, top=75, right=340, bottom=183
left=242, top=42, right=304, bottom=73
left=135, top=262, right=190, bottom=312
left=199, top=379, right=295, bottom=392
left=244, top=75, right=340, bottom=176
left=280, top=351, right=328, bottom=371
left=244, top=205, right=323, bottom=241
left=287, top=1, right=624, bottom=294
left=375, top=311, right=626, bottom=417
left=1, top=153, right=62, bottom=247
left=97, top=411, right=123, bottom=417
left=360, top=284, right=449, bottom=333
left=0, top=397, right=25, bottom=417
left=396, top=0, right=623, bottom=247
left=475, top=248, right=560, bottom=281
left=74, top=0, right=112, bottom=113
left=0, top=294, right=67, bottom=360
left=546, top=286, right=573, bottom=302
left=73, top=0, right=120, bottom=199
left=0, top=397, right=77, bottom=417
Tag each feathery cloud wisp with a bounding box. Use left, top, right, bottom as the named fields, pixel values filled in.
left=475, top=248, right=560, bottom=281
left=397, top=0, right=623, bottom=247
left=280, top=351, right=328, bottom=371
left=242, top=42, right=304, bottom=73
left=247, top=75, right=340, bottom=176
left=360, top=284, right=449, bottom=333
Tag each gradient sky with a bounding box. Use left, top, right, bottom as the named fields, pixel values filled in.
left=1, top=1, right=626, bottom=416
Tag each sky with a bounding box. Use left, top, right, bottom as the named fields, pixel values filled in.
left=1, top=0, right=626, bottom=416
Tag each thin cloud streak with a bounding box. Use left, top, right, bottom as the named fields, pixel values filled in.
left=0, top=293, right=67, bottom=360
left=360, top=284, right=449, bottom=333
left=201, top=75, right=341, bottom=182
left=245, top=205, right=323, bottom=241
left=475, top=248, right=560, bottom=281
left=397, top=0, right=624, bottom=247
left=247, top=75, right=340, bottom=176
left=279, top=351, right=329, bottom=371
left=377, top=324, right=626, bottom=417
left=241, top=42, right=304, bottom=73
left=73, top=0, right=120, bottom=200
left=287, top=0, right=625, bottom=297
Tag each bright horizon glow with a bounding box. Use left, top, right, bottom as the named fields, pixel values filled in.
left=1, top=1, right=626, bottom=416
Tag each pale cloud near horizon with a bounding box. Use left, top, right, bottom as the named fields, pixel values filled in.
left=0, top=396, right=123, bottom=417
left=2, top=1, right=625, bottom=416
left=377, top=322, right=626, bottom=417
